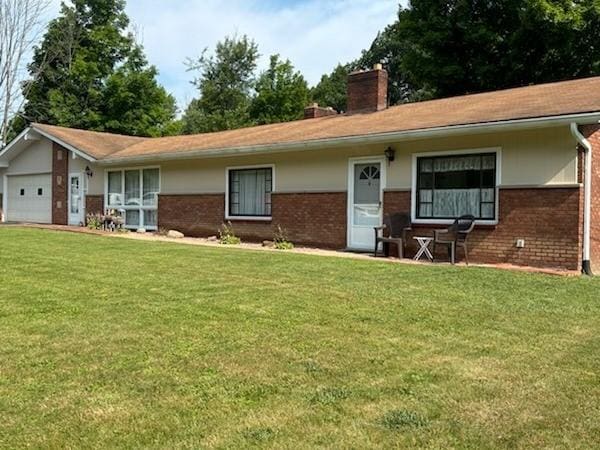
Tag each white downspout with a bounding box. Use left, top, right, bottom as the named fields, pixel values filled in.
left=570, top=123, right=593, bottom=275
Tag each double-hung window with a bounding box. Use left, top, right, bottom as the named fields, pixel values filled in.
left=227, top=166, right=273, bottom=219
left=416, top=152, right=497, bottom=221
left=106, top=168, right=160, bottom=229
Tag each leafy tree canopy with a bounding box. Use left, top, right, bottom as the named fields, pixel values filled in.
left=314, top=0, right=600, bottom=108
left=369, top=0, right=600, bottom=100
left=182, top=35, right=259, bottom=134
left=250, top=54, right=309, bottom=125
left=17, top=0, right=176, bottom=137
left=310, top=63, right=352, bottom=113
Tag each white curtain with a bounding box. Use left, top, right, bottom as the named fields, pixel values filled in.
left=231, top=169, right=270, bottom=216
left=125, top=170, right=140, bottom=205
left=143, top=169, right=159, bottom=206
left=433, top=189, right=481, bottom=217
left=418, top=154, right=496, bottom=218
left=434, top=156, right=482, bottom=172
left=107, top=171, right=122, bottom=206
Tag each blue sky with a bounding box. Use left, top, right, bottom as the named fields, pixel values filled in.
left=46, top=1, right=403, bottom=111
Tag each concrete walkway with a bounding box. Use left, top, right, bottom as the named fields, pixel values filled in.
left=1, top=223, right=579, bottom=276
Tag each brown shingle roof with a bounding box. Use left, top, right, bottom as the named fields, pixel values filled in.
left=32, top=123, right=148, bottom=159
left=34, top=76, right=600, bottom=161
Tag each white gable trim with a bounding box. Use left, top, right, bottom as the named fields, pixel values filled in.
left=0, top=126, right=97, bottom=164
left=0, top=128, right=31, bottom=160
left=31, top=126, right=96, bottom=162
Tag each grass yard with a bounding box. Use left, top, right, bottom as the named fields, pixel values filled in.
left=0, top=228, right=599, bottom=448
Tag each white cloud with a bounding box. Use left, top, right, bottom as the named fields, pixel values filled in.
left=43, top=0, right=403, bottom=111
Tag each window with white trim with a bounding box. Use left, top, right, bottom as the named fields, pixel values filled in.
left=416, top=153, right=497, bottom=220
left=228, top=167, right=272, bottom=218
left=106, top=168, right=160, bottom=229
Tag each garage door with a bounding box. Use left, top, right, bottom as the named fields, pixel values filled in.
left=6, top=174, right=52, bottom=223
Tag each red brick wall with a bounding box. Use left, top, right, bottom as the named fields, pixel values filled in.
left=347, top=68, right=388, bottom=114
left=304, top=105, right=338, bottom=119
left=158, top=194, right=226, bottom=237
left=383, top=188, right=582, bottom=270
left=85, top=195, right=104, bottom=216
left=583, top=124, right=600, bottom=273
left=158, top=192, right=347, bottom=248
left=272, top=192, right=347, bottom=248
left=158, top=187, right=582, bottom=270
left=52, top=143, right=68, bottom=225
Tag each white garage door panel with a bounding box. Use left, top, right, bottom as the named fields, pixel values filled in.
left=7, top=174, right=52, bottom=223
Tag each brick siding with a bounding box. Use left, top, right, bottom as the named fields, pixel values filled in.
left=158, top=187, right=583, bottom=270
left=583, top=124, right=600, bottom=273
left=158, top=192, right=347, bottom=248
left=51, top=143, right=68, bottom=225
left=272, top=192, right=347, bottom=248
left=383, top=188, right=582, bottom=270
left=304, top=105, right=338, bottom=119
left=347, top=68, right=388, bottom=114
left=85, top=195, right=104, bottom=217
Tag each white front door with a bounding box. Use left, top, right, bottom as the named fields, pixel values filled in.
left=68, top=173, right=84, bottom=225
left=347, top=158, right=385, bottom=250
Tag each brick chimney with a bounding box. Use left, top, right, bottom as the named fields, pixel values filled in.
left=346, top=63, right=388, bottom=114
left=304, top=103, right=338, bottom=119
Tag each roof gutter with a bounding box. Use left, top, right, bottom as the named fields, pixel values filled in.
left=97, top=112, right=600, bottom=166
left=570, top=123, right=594, bottom=276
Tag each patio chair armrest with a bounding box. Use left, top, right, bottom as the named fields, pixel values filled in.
left=401, top=226, right=412, bottom=241
left=433, top=228, right=449, bottom=240
left=374, top=224, right=387, bottom=238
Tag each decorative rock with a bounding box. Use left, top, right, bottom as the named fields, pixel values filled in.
left=262, top=240, right=275, bottom=248
left=137, top=228, right=147, bottom=234
left=207, top=235, right=218, bottom=242
left=167, top=230, right=184, bottom=238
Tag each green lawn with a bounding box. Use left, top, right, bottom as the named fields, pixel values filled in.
left=0, top=228, right=599, bottom=448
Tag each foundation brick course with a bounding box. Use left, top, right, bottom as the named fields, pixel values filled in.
left=85, top=195, right=104, bottom=216
left=158, top=188, right=582, bottom=270
left=271, top=192, right=347, bottom=248
left=158, top=192, right=347, bottom=248
left=383, top=188, right=582, bottom=271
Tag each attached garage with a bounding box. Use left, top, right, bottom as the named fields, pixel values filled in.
left=6, top=173, right=52, bottom=223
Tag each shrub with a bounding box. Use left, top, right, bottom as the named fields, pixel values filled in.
left=273, top=225, right=294, bottom=250
left=219, top=222, right=241, bottom=245
left=86, top=213, right=102, bottom=230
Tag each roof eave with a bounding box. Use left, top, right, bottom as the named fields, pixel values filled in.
left=97, top=111, right=600, bottom=166
left=31, top=125, right=98, bottom=162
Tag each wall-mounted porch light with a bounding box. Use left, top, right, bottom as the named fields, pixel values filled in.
left=384, top=146, right=396, bottom=163
left=85, top=166, right=94, bottom=177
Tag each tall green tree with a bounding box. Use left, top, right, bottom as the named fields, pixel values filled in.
left=17, top=0, right=176, bottom=136
left=317, top=0, right=600, bottom=109
left=395, top=0, right=600, bottom=98
left=182, top=35, right=259, bottom=134
left=249, top=54, right=309, bottom=125
left=310, top=64, right=351, bottom=112
left=355, top=23, right=430, bottom=104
